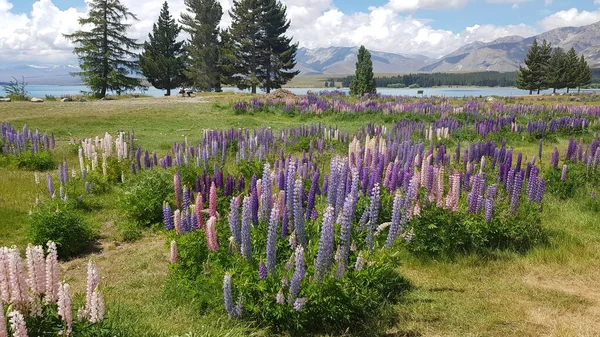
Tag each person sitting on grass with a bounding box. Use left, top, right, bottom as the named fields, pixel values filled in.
left=186, top=88, right=193, bottom=97
left=179, top=88, right=186, bottom=97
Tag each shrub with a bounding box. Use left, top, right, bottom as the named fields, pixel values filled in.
left=120, top=169, right=173, bottom=226
left=16, top=151, right=55, bottom=171
left=544, top=163, right=593, bottom=199
left=27, top=199, right=95, bottom=259
left=407, top=199, right=545, bottom=258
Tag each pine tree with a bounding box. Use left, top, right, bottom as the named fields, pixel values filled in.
left=349, top=46, right=376, bottom=96
left=564, top=47, right=579, bottom=93
left=180, top=0, right=223, bottom=92
left=258, top=0, right=299, bottom=93
left=546, top=47, right=567, bottom=93
left=228, top=0, right=298, bottom=93
left=64, top=0, right=141, bottom=98
left=139, top=2, right=185, bottom=96
left=577, top=54, right=593, bottom=93
left=516, top=39, right=550, bottom=95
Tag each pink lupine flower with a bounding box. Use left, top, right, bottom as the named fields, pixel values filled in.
left=85, top=260, right=99, bottom=316
left=195, top=193, right=204, bottom=229
left=209, top=182, right=218, bottom=218
left=57, top=282, right=72, bottom=336
left=169, top=240, right=178, bottom=263
left=0, top=247, right=10, bottom=303
left=174, top=209, right=182, bottom=235
left=89, top=286, right=104, bottom=323
left=45, top=241, right=59, bottom=304
left=25, top=245, right=46, bottom=296
left=8, top=248, right=28, bottom=307
left=0, top=303, right=7, bottom=337
left=206, top=216, right=219, bottom=251
left=8, top=310, right=27, bottom=337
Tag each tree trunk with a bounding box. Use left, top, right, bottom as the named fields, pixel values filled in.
left=529, top=89, right=533, bottom=95
left=252, top=84, right=256, bottom=94
left=537, top=88, right=540, bottom=95
left=166, top=88, right=171, bottom=96
left=578, top=87, right=581, bottom=93
left=553, top=88, right=556, bottom=94
left=567, top=87, right=570, bottom=93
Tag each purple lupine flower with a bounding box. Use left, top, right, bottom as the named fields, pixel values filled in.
left=276, top=289, right=285, bottom=304
left=337, top=193, right=356, bottom=273
left=293, top=178, right=307, bottom=246
left=305, top=171, right=319, bottom=220
left=314, top=205, right=335, bottom=281
left=484, top=198, right=493, bottom=223
left=366, top=183, right=381, bottom=252
left=258, top=261, right=267, bottom=280
left=241, top=196, right=252, bottom=259
left=223, top=273, right=235, bottom=318
left=561, top=164, right=567, bottom=181
left=535, top=180, right=546, bottom=203
left=163, top=201, right=174, bottom=230
left=261, top=163, right=273, bottom=221
left=228, top=196, right=241, bottom=248
left=355, top=251, right=365, bottom=271
left=510, top=171, right=523, bottom=215
left=288, top=245, right=305, bottom=304
left=293, top=298, right=307, bottom=312
left=266, top=206, right=280, bottom=275
left=385, top=190, right=404, bottom=248
left=46, top=174, right=54, bottom=198
left=551, top=148, right=559, bottom=169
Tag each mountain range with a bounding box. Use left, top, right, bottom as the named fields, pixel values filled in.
left=2, top=21, right=600, bottom=85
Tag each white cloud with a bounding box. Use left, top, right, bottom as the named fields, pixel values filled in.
left=486, top=0, right=532, bottom=4
left=0, top=0, right=540, bottom=65
left=538, top=8, right=600, bottom=30
left=545, top=0, right=552, bottom=5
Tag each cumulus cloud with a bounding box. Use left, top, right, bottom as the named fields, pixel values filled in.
left=0, top=0, right=542, bottom=65
left=538, top=8, right=600, bottom=30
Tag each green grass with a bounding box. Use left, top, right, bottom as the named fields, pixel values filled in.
left=2, top=96, right=600, bottom=336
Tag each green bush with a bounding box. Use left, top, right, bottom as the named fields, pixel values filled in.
left=120, top=169, right=173, bottom=226
left=544, top=163, right=595, bottom=199
left=28, top=199, right=95, bottom=259
left=407, top=199, right=545, bottom=258
left=16, top=151, right=55, bottom=171
left=169, top=216, right=411, bottom=335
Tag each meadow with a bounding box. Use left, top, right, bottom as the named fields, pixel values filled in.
left=1, top=91, right=600, bottom=337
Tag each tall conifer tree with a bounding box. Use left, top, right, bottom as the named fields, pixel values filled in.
left=64, top=0, right=141, bottom=98
left=349, top=46, right=376, bottom=96
left=564, top=47, right=579, bottom=93
left=181, top=0, right=223, bottom=92
left=546, top=47, right=567, bottom=93
left=577, top=54, right=593, bottom=93
left=139, top=2, right=185, bottom=96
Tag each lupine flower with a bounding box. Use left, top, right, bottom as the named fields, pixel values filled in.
left=337, top=193, right=355, bottom=274
left=314, top=205, right=335, bottom=281
left=355, top=251, right=365, bottom=271
left=7, top=248, right=28, bottom=306
left=288, top=245, right=305, bottom=304
left=261, top=163, right=273, bottom=221
left=293, top=298, right=308, bottom=312
left=266, top=206, right=280, bottom=275
left=258, top=261, right=267, bottom=280
left=276, top=289, right=285, bottom=304
left=366, top=183, right=381, bottom=251
left=293, top=178, right=307, bottom=246
left=241, top=196, right=252, bottom=259
left=46, top=173, right=54, bottom=198
left=195, top=193, right=204, bottom=229
left=206, top=216, right=219, bottom=251
left=208, top=182, right=218, bottom=218
left=0, top=303, right=7, bottom=337
left=228, top=196, right=241, bottom=248
left=385, top=190, right=404, bottom=248
left=174, top=170, right=182, bottom=210
left=223, top=273, right=235, bottom=318
left=561, top=164, right=567, bottom=181
left=25, top=244, right=46, bottom=296
left=551, top=148, right=559, bottom=169
left=169, top=240, right=178, bottom=263
left=89, top=286, right=104, bottom=323
left=484, top=198, right=494, bottom=223
left=57, top=282, right=72, bottom=335
left=163, top=202, right=174, bottom=231
left=250, top=176, right=259, bottom=226
left=174, top=209, right=182, bottom=235
left=510, top=172, right=523, bottom=215
left=45, top=241, right=59, bottom=304
left=85, top=260, right=99, bottom=316
left=233, top=296, right=243, bottom=318
left=8, top=310, right=27, bottom=337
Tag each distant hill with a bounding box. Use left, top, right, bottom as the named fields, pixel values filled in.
left=295, top=47, right=433, bottom=75
left=422, top=21, right=600, bottom=72
left=0, top=64, right=82, bottom=85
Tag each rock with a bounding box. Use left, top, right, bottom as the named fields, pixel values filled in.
left=80, top=98, right=88, bottom=102
left=0, top=98, right=10, bottom=102
left=30, top=97, right=44, bottom=102
left=61, top=97, right=72, bottom=102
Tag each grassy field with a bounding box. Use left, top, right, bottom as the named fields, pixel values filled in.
left=1, top=94, right=600, bottom=337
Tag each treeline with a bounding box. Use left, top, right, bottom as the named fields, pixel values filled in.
left=330, top=71, right=518, bottom=88
left=64, top=0, right=298, bottom=98
left=517, top=39, right=593, bottom=94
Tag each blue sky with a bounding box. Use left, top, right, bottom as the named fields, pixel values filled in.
left=1, top=0, right=599, bottom=64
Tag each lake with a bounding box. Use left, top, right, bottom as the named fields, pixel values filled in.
left=0, top=85, right=596, bottom=98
